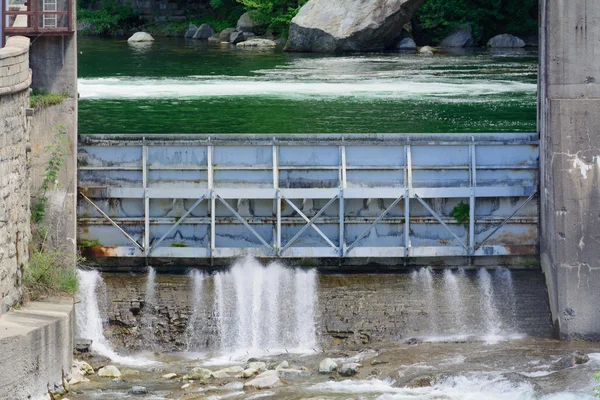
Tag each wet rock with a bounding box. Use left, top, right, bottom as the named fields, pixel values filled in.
left=230, top=31, right=246, bottom=44
left=193, top=24, right=215, bottom=40
left=418, top=46, right=436, bottom=56
left=181, top=383, right=191, bottom=389
left=550, top=351, right=590, bottom=371
left=405, top=337, right=422, bottom=345
left=339, top=363, right=361, bottom=376
left=74, top=338, right=92, bottom=353
left=487, top=34, right=526, bottom=48
left=398, top=38, right=417, bottom=50
left=276, top=361, right=290, bottom=370
left=236, top=38, right=277, bottom=48
left=130, top=386, right=148, bottom=395
left=285, top=0, right=426, bottom=52
left=162, top=372, right=177, bottom=379
left=73, top=360, right=94, bottom=375
left=247, top=361, right=266, bottom=372
left=185, top=367, right=213, bottom=381
left=407, top=375, right=436, bottom=388
left=219, top=28, right=236, bottom=42
left=277, top=367, right=312, bottom=379
left=319, top=358, right=338, bottom=374
left=244, top=370, right=283, bottom=390
left=242, top=368, right=259, bottom=378
left=128, top=32, right=154, bottom=42
left=371, top=360, right=388, bottom=366
left=439, top=24, right=474, bottom=47
left=68, top=373, right=89, bottom=385
left=184, top=24, right=198, bottom=38
left=98, top=365, right=121, bottom=378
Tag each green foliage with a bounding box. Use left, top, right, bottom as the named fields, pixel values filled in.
left=22, top=248, right=79, bottom=300
left=78, top=238, right=102, bottom=247
left=594, top=372, right=600, bottom=397
left=30, top=89, right=68, bottom=108
left=77, top=0, right=138, bottom=35
left=31, top=126, right=69, bottom=224
left=451, top=201, right=470, bottom=224
left=236, top=0, right=307, bottom=36
left=170, top=243, right=188, bottom=248
left=414, top=0, right=537, bottom=44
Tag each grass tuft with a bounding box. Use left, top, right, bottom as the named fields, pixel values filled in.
left=30, top=89, right=69, bottom=108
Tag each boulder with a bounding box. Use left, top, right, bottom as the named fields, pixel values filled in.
left=276, top=361, right=290, bottom=370
left=487, top=34, right=526, bottom=48
left=398, top=38, right=417, bottom=50
left=439, top=25, right=474, bottom=47
left=277, top=368, right=312, bottom=379
left=219, top=28, right=236, bottom=42
left=72, top=360, right=94, bottom=375
left=68, top=373, right=89, bottom=385
left=185, top=367, right=213, bottom=381
left=418, top=46, right=435, bottom=56
left=184, top=24, right=198, bottom=38
left=127, top=32, right=154, bottom=42
left=236, top=12, right=263, bottom=33
left=285, top=0, right=426, bottom=52
left=318, top=358, right=338, bottom=374
left=407, top=375, right=436, bottom=388
left=550, top=351, right=590, bottom=371
left=213, top=365, right=244, bottom=378
left=247, top=361, right=267, bottom=372
left=98, top=365, right=121, bottom=378
left=236, top=38, right=277, bottom=48
left=193, top=24, right=215, bottom=39
left=130, top=386, right=148, bottom=395
left=244, top=370, right=283, bottom=390
left=230, top=31, right=246, bottom=45
left=242, top=368, right=259, bottom=378
left=339, top=363, right=361, bottom=377
left=162, top=372, right=177, bottom=379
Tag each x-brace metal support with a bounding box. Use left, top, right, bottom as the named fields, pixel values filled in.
left=280, top=195, right=338, bottom=255
left=215, top=193, right=274, bottom=252
left=415, top=194, right=468, bottom=250
left=475, top=190, right=537, bottom=251
left=148, top=195, right=207, bottom=254
left=79, top=192, right=144, bottom=252
left=345, top=195, right=405, bottom=255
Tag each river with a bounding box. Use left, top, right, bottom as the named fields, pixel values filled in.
left=77, top=37, right=537, bottom=134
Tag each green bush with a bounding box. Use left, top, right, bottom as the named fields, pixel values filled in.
left=236, top=0, right=307, bottom=36
left=451, top=201, right=470, bottom=224
left=23, top=248, right=78, bottom=300
left=414, top=0, right=537, bottom=44
left=30, top=89, right=68, bottom=108
left=594, top=372, right=600, bottom=397
left=77, top=0, right=138, bottom=35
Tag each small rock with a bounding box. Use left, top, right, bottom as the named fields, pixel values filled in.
left=319, top=358, right=338, bottom=374
left=98, top=365, right=121, bottom=378
left=550, top=351, right=590, bottom=371
left=230, top=31, right=246, bottom=44
left=487, top=34, right=526, bottom=48
left=405, top=337, right=422, bottom=345
left=127, top=32, right=154, bottom=42
left=67, top=373, right=89, bottom=385
left=121, top=369, right=140, bottom=376
left=74, top=339, right=92, bottom=353
left=418, top=46, right=435, bottom=56
left=244, top=370, right=283, bottom=390
left=276, top=361, right=289, bottom=370
left=181, top=383, right=191, bottom=389
left=193, top=24, right=215, bottom=39
left=247, top=361, right=267, bottom=372
left=242, top=368, right=259, bottom=378
left=219, top=28, right=236, bottom=42
left=439, top=24, right=474, bottom=47
left=185, top=367, right=213, bottom=381
left=339, top=363, right=361, bottom=377
left=407, top=375, right=436, bottom=388
left=398, top=38, right=417, bottom=50
left=162, top=372, right=177, bottom=379
left=184, top=24, right=198, bottom=38
left=277, top=368, right=311, bottom=379
left=371, top=360, right=388, bottom=366
left=211, top=370, right=231, bottom=379
left=236, top=38, right=276, bottom=48
left=130, top=386, right=148, bottom=395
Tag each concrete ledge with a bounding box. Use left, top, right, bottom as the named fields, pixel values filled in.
left=0, top=301, right=73, bottom=399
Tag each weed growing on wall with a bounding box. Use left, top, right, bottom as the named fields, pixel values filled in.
left=29, top=89, right=68, bottom=108
left=451, top=201, right=470, bottom=225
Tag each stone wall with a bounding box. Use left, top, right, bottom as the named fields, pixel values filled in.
left=0, top=36, right=32, bottom=315
left=99, top=269, right=553, bottom=353
left=540, top=0, right=600, bottom=339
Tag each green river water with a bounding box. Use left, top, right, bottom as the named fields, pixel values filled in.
left=77, top=37, right=538, bottom=134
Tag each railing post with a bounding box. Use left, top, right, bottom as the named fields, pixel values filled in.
left=339, top=144, right=346, bottom=257
left=208, top=143, right=215, bottom=258
left=273, top=141, right=280, bottom=254
left=469, top=142, right=476, bottom=256
left=404, top=144, right=412, bottom=258
left=143, top=144, right=149, bottom=257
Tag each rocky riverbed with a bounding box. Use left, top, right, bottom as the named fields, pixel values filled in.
left=63, top=338, right=600, bottom=399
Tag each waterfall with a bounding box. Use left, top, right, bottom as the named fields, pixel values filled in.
left=145, top=266, right=156, bottom=309
left=496, top=267, right=518, bottom=332
left=212, top=257, right=318, bottom=356
left=442, top=268, right=466, bottom=336
left=75, top=269, right=153, bottom=365
left=477, top=268, right=503, bottom=340
left=417, top=267, right=439, bottom=334
left=185, top=269, right=206, bottom=351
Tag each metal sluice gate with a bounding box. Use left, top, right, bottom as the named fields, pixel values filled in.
left=77, top=133, right=539, bottom=268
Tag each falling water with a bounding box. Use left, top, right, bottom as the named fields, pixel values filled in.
left=185, top=269, right=206, bottom=351
left=212, top=257, right=317, bottom=356
left=76, top=270, right=153, bottom=365
left=145, top=266, right=156, bottom=309
left=497, top=267, right=518, bottom=332
left=477, top=268, right=503, bottom=340
left=417, top=267, right=439, bottom=334
left=442, top=268, right=466, bottom=336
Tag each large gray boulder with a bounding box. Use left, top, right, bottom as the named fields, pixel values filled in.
left=285, top=0, right=426, bottom=52
left=230, top=31, right=246, bottom=44
left=439, top=25, right=474, bottom=47
left=237, top=12, right=263, bottom=33
left=127, top=32, right=154, bottom=42
left=184, top=24, right=197, bottom=38
left=487, top=34, right=526, bottom=48
left=219, top=28, right=236, bottom=42
left=193, top=24, right=215, bottom=39
left=398, top=37, right=417, bottom=49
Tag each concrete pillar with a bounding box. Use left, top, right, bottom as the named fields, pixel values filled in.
left=540, top=0, right=600, bottom=339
